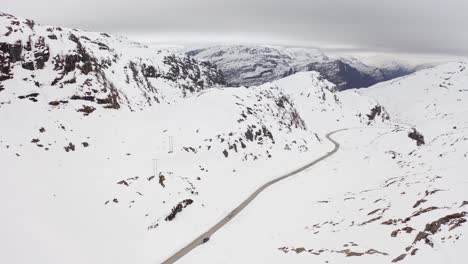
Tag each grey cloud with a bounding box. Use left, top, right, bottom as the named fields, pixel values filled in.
left=3, top=0, right=468, bottom=55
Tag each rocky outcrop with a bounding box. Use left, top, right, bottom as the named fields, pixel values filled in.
left=366, top=105, right=390, bottom=123
left=408, top=129, right=425, bottom=146
left=165, top=199, right=194, bottom=221
left=0, top=41, right=22, bottom=82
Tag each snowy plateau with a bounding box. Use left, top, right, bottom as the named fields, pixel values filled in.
left=1, top=11, right=467, bottom=264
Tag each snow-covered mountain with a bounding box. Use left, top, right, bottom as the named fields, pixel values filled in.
left=1, top=11, right=391, bottom=264
left=2, top=11, right=466, bottom=264
left=0, top=12, right=225, bottom=112
left=186, top=45, right=416, bottom=90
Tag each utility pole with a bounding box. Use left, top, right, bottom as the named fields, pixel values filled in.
left=168, top=136, right=173, bottom=153
left=152, top=158, right=158, bottom=177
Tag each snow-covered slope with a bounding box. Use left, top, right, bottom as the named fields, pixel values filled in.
left=360, top=61, right=468, bottom=133
left=1, top=72, right=387, bottom=264
left=0, top=12, right=392, bottom=264
left=2, top=11, right=466, bottom=264
left=180, top=61, right=468, bottom=264
left=187, top=45, right=415, bottom=90
left=182, top=126, right=468, bottom=264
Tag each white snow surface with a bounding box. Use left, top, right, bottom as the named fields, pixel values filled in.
left=2, top=11, right=467, bottom=264
left=181, top=61, right=468, bottom=264
left=1, top=12, right=387, bottom=263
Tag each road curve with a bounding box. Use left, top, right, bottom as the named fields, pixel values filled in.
left=161, top=129, right=347, bottom=264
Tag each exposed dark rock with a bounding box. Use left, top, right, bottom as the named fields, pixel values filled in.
left=63, top=77, right=76, bottom=84
left=0, top=41, right=22, bottom=63
left=245, top=128, right=254, bottom=141
left=340, top=248, right=388, bottom=257
left=276, top=95, right=287, bottom=108
left=294, top=247, right=306, bottom=254
left=159, top=174, right=166, bottom=188
left=21, top=61, right=34, bottom=70
left=391, top=227, right=415, bottom=237
left=49, top=100, right=68, bottom=106
left=408, top=128, right=425, bottom=146
left=142, top=64, right=160, bottom=78
left=165, top=199, right=194, bottom=221
left=404, top=206, right=439, bottom=223
left=70, top=95, right=95, bottom=101
left=367, top=105, right=387, bottom=121
left=413, top=231, right=431, bottom=246
left=64, top=54, right=80, bottom=73
left=117, top=180, right=129, bottom=186
left=368, top=208, right=381, bottom=215
left=359, top=216, right=382, bottom=226
left=33, top=37, right=50, bottom=69
left=162, top=54, right=225, bottom=93
left=392, top=253, right=407, bottom=263
left=424, top=212, right=466, bottom=234
left=64, top=142, right=75, bottom=152
left=77, top=105, right=96, bottom=115
left=18, top=93, right=39, bottom=99
left=24, top=19, right=35, bottom=29
left=413, top=199, right=427, bottom=208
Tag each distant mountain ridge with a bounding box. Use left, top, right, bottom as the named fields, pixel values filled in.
left=187, top=45, right=417, bottom=90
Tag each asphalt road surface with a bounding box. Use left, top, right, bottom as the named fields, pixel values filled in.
left=161, top=129, right=347, bottom=263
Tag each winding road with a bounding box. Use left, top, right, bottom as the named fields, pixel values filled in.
left=161, top=129, right=347, bottom=264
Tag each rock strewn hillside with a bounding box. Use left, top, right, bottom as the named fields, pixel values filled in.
left=0, top=12, right=225, bottom=112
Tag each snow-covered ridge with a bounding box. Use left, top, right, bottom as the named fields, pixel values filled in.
left=0, top=12, right=225, bottom=112
left=186, top=45, right=416, bottom=90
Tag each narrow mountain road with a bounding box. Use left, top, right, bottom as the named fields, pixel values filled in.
left=161, top=129, right=348, bottom=264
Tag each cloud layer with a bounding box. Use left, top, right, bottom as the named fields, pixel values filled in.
left=4, top=0, right=468, bottom=55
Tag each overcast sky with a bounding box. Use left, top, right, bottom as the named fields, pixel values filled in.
left=4, top=0, right=468, bottom=56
